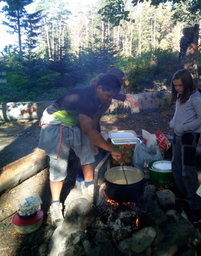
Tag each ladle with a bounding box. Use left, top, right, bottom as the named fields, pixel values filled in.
left=121, top=164, right=128, bottom=184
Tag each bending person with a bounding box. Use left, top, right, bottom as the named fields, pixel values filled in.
left=38, top=74, right=124, bottom=227
left=76, top=66, right=132, bottom=187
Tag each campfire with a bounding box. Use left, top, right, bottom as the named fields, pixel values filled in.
left=48, top=153, right=201, bottom=256
left=95, top=183, right=141, bottom=232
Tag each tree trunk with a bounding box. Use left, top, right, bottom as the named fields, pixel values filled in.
left=139, top=14, right=141, bottom=57
left=108, top=18, right=110, bottom=37
left=130, top=22, right=133, bottom=56
left=45, top=18, right=51, bottom=59
left=77, top=22, right=80, bottom=55
left=91, top=16, right=94, bottom=50
left=102, top=21, right=104, bottom=44
left=153, top=15, right=156, bottom=50
left=180, top=24, right=199, bottom=89
left=62, top=26, right=65, bottom=53
left=86, top=18, right=89, bottom=48
left=59, top=21, right=62, bottom=60
left=126, top=26, right=128, bottom=55
left=117, top=25, right=120, bottom=51
left=0, top=149, right=48, bottom=195
left=17, top=9, right=22, bottom=52
left=51, top=22, right=55, bottom=59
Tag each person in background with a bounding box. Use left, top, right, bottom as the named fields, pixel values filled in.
left=75, top=66, right=132, bottom=187
left=169, top=69, right=201, bottom=223
left=38, top=74, right=124, bottom=227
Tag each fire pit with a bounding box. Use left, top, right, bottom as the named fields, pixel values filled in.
left=95, top=182, right=142, bottom=232
left=48, top=153, right=201, bottom=256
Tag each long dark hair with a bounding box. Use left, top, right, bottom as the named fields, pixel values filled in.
left=171, top=69, right=195, bottom=103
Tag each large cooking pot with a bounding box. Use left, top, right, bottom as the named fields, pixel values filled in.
left=104, top=166, right=144, bottom=203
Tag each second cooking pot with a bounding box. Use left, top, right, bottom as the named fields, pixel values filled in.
left=104, top=166, right=144, bottom=203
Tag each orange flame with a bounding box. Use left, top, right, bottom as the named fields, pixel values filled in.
left=103, top=190, right=133, bottom=206
left=106, top=198, right=119, bottom=206
left=136, top=218, right=139, bottom=227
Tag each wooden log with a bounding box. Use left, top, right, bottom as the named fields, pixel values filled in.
left=0, top=149, right=48, bottom=194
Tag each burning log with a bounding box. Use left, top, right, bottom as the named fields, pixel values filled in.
left=0, top=149, right=47, bottom=194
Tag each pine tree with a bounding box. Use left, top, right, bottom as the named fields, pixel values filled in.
left=2, top=0, right=33, bottom=52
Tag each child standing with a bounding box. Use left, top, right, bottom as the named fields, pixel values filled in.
left=169, top=69, right=201, bottom=223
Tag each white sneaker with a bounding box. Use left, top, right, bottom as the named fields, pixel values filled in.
left=82, top=184, right=94, bottom=197
left=50, top=202, right=64, bottom=227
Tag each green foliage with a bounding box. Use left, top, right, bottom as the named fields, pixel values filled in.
left=0, top=39, right=118, bottom=102
left=98, top=0, right=130, bottom=26
left=131, top=0, right=201, bottom=23
left=23, top=10, right=44, bottom=53
left=2, top=0, right=34, bottom=52
left=172, top=0, right=201, bottom=24
left=118, top=49, right=179, bottom=93
left=0, top=47, right=181, bottom=102
left=0, top=0, right=197, bottom=103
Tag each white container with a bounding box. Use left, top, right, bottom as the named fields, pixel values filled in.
left=108, top=130, right=138, bottom=145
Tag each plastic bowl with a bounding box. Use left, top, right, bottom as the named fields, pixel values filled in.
left=12, top=210, right=44, bottom=234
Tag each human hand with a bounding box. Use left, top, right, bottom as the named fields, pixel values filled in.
left=110, top=148, right=124, bottom=166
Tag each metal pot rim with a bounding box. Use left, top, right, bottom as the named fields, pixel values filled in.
left=104, top=166, right=144, bottom=185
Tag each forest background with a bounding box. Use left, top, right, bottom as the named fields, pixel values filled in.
left=0, top=0, right=201, bottom=103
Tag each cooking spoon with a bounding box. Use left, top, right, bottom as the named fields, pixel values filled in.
left=121, top=164, right=128, bottom=184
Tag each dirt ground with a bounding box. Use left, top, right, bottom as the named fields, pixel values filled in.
left=0, top=105, right=201, bottom=256
left=0, top=105, right=177, bottom=169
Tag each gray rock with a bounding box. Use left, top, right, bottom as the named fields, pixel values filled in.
left=64, top=186, right=83, bottom=213
left=193, top=227, right=201, bottom=245
left=152, top=226, right=165, bottom=247
left=112, top=229, right=132, bottom=243
left=73, top=235, right=81, bottom=245
left=88, top=242, right=122, bottom=256
left=141, top=208, right=169, bottom=228
left=58, top=245, right=85, bottom=256
left=63, top=197, right=94, bottom=230
left=154, top=217, right=196, bottom=256
left=166, top=209, right=180, bottom=224
left=156, top=189, right=176, bottom=206
left=175, top=244, right=197, bottom=256
left=117, top=238, right=133, bottom=255
left=141, top=184, right=156, bottom=201
left=49, top=197, right=93, bottom=256
left=83, top=240, right=91, bottom=255
left=143, top=199, right=161, bottom=213
left=94, top=230, right=111, bottom=245
left=131, top=227, right=157, bottom=253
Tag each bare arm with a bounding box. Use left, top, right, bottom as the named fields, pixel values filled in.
left=79, top=114, right=123, bottom=165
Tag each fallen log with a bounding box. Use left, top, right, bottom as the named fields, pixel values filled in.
left=0, top=149, right=48, bottom=194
